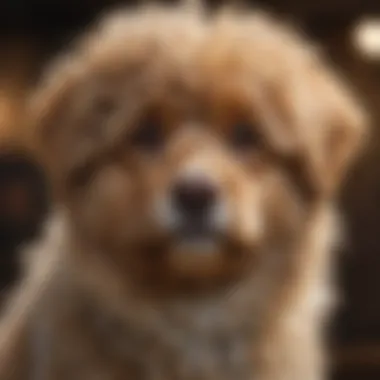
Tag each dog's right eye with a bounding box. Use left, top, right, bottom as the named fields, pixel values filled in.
left=130, top=117, right=164, bottom=151
left=229, top=122, right=262, bottom=151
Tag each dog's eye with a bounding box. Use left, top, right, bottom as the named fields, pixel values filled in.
left=68, top=162, right=97, bottom=189
left=230, top=122, right=262, bottom=150
left=130, top=117, right=164, bottom=151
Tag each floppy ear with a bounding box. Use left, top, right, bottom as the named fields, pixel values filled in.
left=302, top=65, right=368, bottom=196
left=271, top=56, right=369, bottom=198
left=28, top=57, right=83, bottom=182
left=28, top=56, right=117, bottom=196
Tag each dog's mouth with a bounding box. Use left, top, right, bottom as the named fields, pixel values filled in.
left=138, top=224, right=237, bottom=258
left=165, top=221, right=251, bottom=265
left=126, top=220, right=255, bottom=289
left=134, top=210, right=252, bottom=267
left=164, top=223, right=255, bottom=282
left=172, top=222, right=221, bottom=250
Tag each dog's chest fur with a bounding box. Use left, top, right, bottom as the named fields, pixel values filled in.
left=38, top=284, right=259, bottom=380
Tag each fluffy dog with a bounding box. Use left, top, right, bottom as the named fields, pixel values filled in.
left=0, top=3, right=366, bottom=380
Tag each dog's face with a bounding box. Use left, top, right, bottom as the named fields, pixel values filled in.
left=31, top=7, right=366, bottom=292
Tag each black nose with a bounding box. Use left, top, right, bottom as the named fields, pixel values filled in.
left=172, top=176, right=217, bottom=218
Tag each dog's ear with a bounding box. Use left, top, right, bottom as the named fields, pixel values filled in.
left=270, top=56, right=368, bottom=197
left=301, top=64, right=368, bottom=196
left=28, top=57, right=88, bottom=193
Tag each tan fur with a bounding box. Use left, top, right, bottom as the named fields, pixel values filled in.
left=0, top=4, right=366, bottom=380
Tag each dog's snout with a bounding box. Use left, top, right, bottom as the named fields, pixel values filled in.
left=172, top=176, right=217, bottom=218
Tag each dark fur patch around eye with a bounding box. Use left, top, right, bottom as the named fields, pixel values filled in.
left=67, top=159, right=100, bottom=189
left=229, top=122, right=263, bottom=150
left=130, top=115, right=164, bottom=151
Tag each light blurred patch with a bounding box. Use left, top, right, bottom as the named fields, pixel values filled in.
left=352, top=18, right=380, bottom=60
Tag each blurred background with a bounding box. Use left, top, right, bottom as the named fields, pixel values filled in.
left=0, top=1, right=379, bottom=379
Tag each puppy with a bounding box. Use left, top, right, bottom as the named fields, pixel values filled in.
left=0, top=4, right=366, bottom=380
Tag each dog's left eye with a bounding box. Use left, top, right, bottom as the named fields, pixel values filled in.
left=130, top=117, right=164, bottom=151
left=230, top=122, right=262, bottom=150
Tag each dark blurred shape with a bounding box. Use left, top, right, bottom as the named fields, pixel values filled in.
left=0, top=151, right=49, bottom=298
left=0, top=0, right=372, bottom=40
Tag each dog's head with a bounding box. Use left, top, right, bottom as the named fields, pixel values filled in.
left=30, top=6, right=366, bottom=293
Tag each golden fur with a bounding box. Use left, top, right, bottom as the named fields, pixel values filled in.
left=0, top=4, right=366, bottom=380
